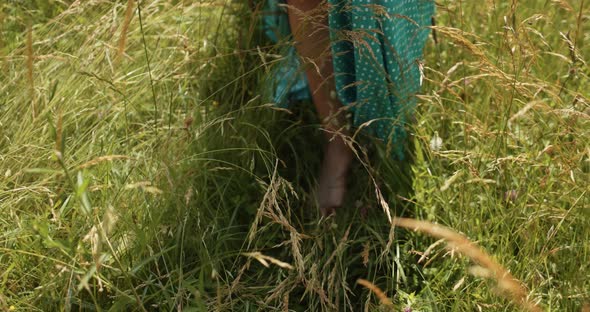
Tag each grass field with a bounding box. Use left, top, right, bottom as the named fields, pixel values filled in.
left=1, top=0, right=589, bottom=311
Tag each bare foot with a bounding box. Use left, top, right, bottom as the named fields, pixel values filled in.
left=318, top=134, right=353, bottom=216
left=285, top=0, right=353, bottom=216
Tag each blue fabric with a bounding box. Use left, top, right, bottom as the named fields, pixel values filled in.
left=264, top=0, right=434, bottom=159
left=263, top=0, right=310, bottom=103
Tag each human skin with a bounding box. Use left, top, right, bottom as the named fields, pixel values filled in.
left=285, top=0, right=353, bottom=216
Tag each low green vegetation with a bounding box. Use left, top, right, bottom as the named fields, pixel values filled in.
left=0, top=1, right=588, bottom=311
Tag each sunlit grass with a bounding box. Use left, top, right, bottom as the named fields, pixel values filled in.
left=0, top=0, right=588, bottom=311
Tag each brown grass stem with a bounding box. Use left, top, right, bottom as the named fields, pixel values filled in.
left=117, top=0, right=135, bottom=59
left=392, top=217, right=542, bottom=312
left=356, top=279, right=393, bottom=308
left=26, top=24, right=35, bottom=118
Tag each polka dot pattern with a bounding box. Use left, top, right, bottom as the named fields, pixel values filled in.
left=265, top=0, right=434, bottom=159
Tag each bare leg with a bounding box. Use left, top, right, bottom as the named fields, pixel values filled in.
left=286, top=0, right=353, bottom=216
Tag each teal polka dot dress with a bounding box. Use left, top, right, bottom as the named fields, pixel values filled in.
left=264, top=0, right=434, bottom=159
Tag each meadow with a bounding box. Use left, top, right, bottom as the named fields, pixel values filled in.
left=0, top=0, right=588, bottom=311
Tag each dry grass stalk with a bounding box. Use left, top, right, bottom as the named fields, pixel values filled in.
left=356, top=279, right=393, bottom=307
left=374, top=179, right=393, bottom=223
left=264, top=277, right=297, bottom=306
left=282, top=292, right=289, bottom=312
left=0, top=10, right=4, bottom=55
left=574, top=0, right=585, bottom=48
left=26, top=24, right=35, bottom=118
left=242, top=252, right=293, bottom=270
left=361, top=241, right=370, bottom=266
left=552, top=0, right=574, bottom=12
left=117, top=0, right=135, bottom=59
left=76, top=155, right=133, bottom=169
left=55, top=109, right=63, bottom=152
left=392, top=217, right=542, bottom=312
left=247, top=160, right=279, bottom=245
left=325, top=224, right=351, bottom=267
left=430, top=26, right=486, bottom=60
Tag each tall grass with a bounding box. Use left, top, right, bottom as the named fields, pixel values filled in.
left=0, top=0, right=588, bottom=311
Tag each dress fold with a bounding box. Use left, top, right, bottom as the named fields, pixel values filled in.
left=263, top=0, right=434, bottom=158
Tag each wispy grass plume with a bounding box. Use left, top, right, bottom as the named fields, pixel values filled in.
left=392, top=217, right=542, bottom=312
left=117, top=0, right=134, bottom=59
